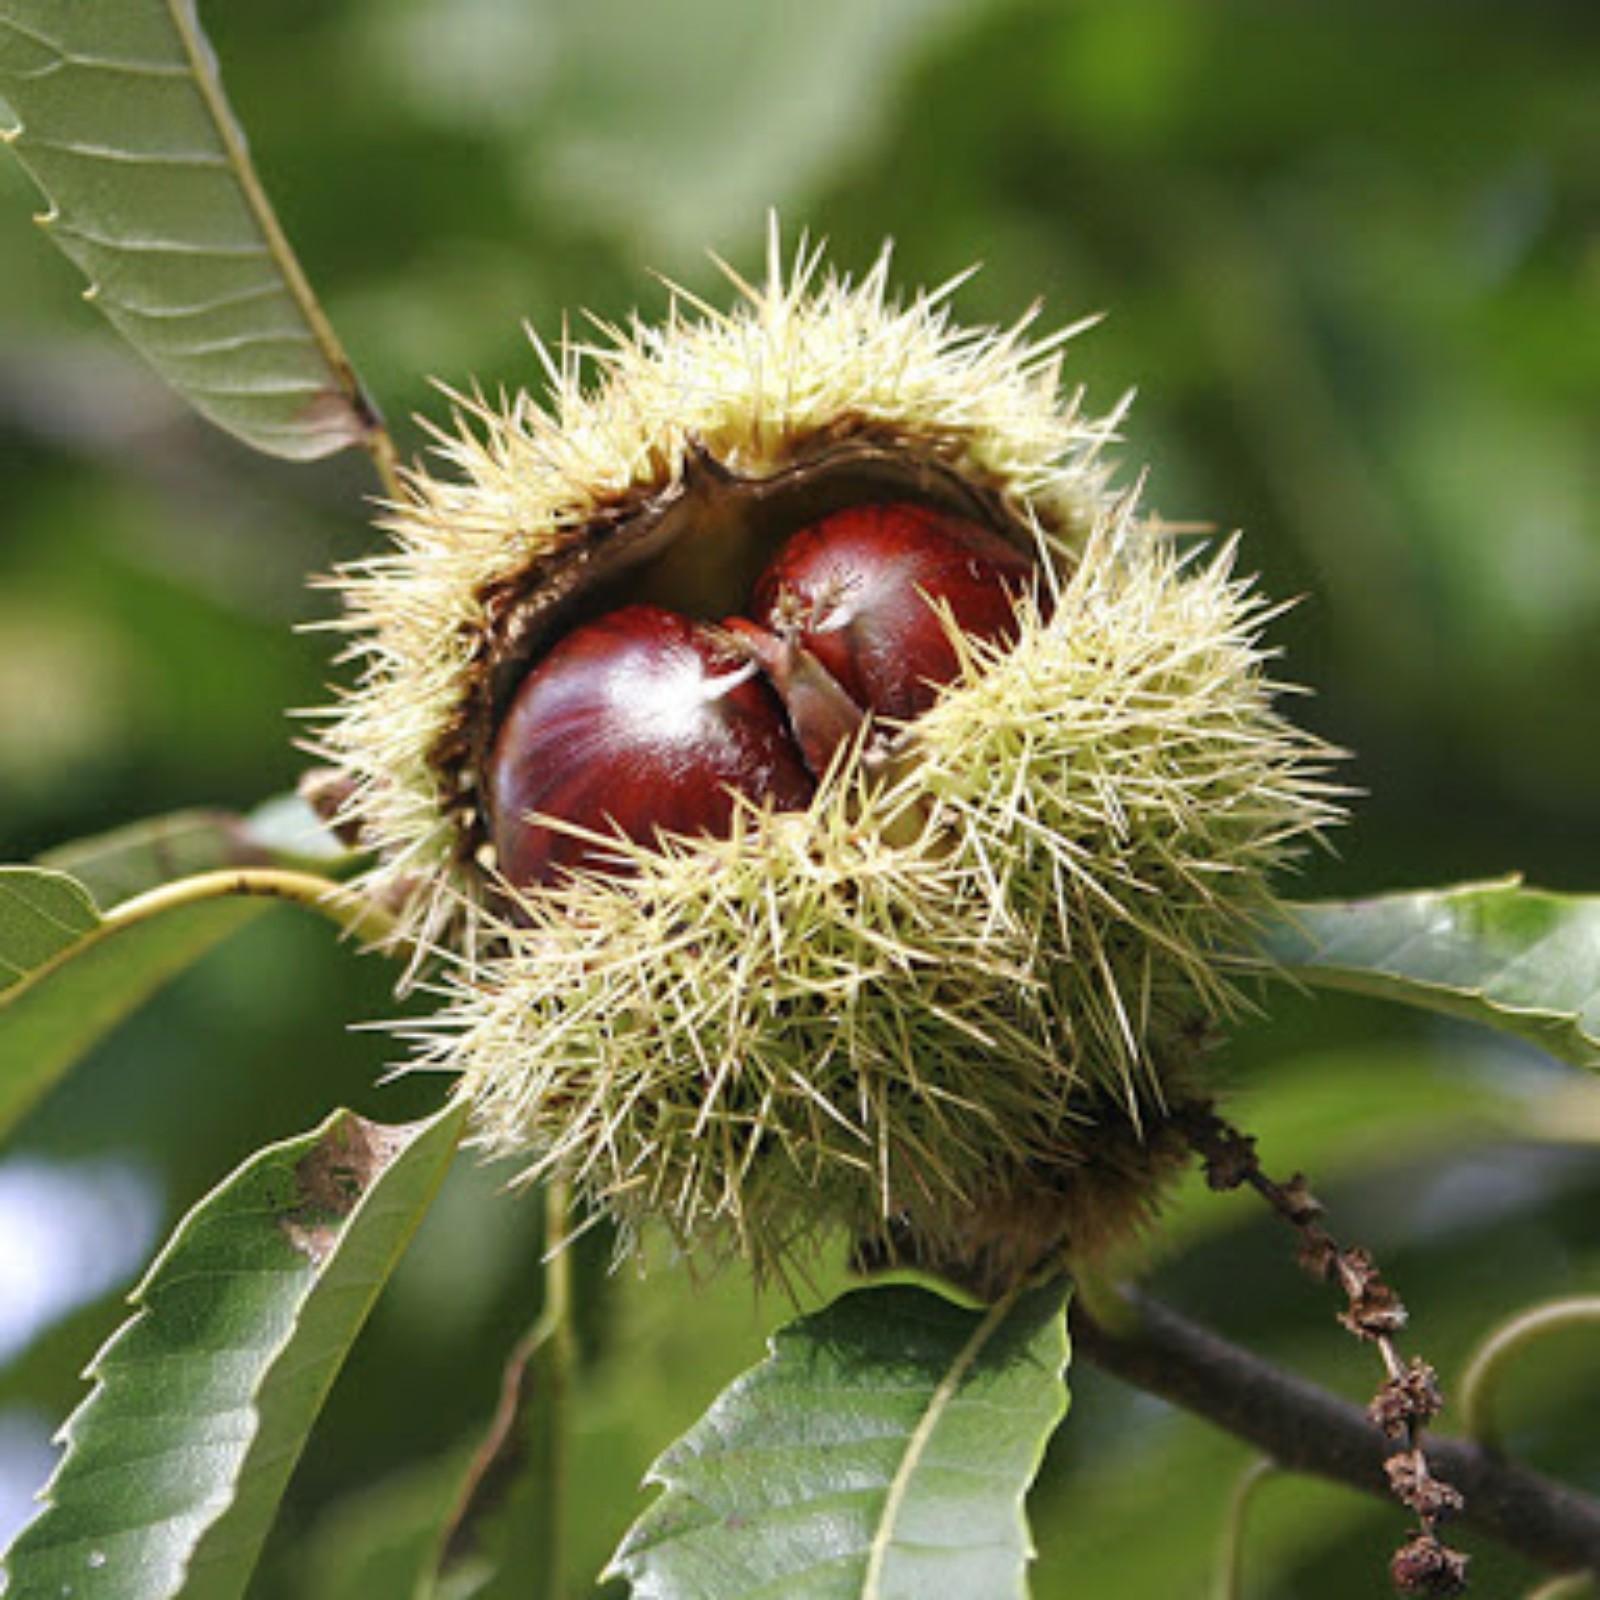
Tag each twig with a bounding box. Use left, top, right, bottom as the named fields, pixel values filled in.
left=1177, top=1102, right=1469, bottom=1593
left=1069, top=1290, right=1600, bottom=1577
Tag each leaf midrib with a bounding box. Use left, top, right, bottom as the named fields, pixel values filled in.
left=859, top=1285, right=1023, bottom=1598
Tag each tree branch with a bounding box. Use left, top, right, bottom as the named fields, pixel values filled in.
left=1069, top=1289, right=1600, bottom=1576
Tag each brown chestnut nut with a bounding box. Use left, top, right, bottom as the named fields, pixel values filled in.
left=751, top=501, right=1039, bottom=723
left=486, top=604, right=815, bottom=888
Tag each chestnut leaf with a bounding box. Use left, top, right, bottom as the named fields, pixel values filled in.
left=0, top=1103, right=465, bottom=1600
left=1266, top=878, right=1600, bottom=1069
left=0, top=865, right=265, bottom=1143
left=608, top=1277, right=1071, bottom=1600
left=0, top=835, right=366, bottom=1146
left=0, top=0, right=377, bottom=461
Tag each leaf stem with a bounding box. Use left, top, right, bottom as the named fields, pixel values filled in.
left=1212, top=1458, right=1278, bottom=1600
left=539, top=1178, right=576, bottom=1600
left=1523, top=1575, right=1597, bottom=1600
left=427, top=1179, right=578, bottom=1598
left=1459, top=1297, right=1600, bottom=1450
left=104, top=866, right=401, bottom=951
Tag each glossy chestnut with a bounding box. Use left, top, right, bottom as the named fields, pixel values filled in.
left=487, top=503, right=1040, bottom=889
left=751, top=501, right=1037, bottom=723
left=486, top=604, right=815, bottom=888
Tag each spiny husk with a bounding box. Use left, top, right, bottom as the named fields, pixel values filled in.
left=318, top=232, right=1122, bottom=964
left=412, top=504, right=1344, bottom=1284
left=322, top=230, right=1345, bottom=1288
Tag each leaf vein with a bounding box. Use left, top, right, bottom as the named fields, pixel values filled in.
left=0, top=17, right=191, bottom=79
left=19, top=135, right=231, bottom=168
left=150, top=374, right=332, bottom=401
left=50, top=221, right=271, bottom=258
left=94, top=281, right=286, bottom=320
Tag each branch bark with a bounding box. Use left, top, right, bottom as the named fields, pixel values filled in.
left=1069, top=1289, right=1600, bottom=1576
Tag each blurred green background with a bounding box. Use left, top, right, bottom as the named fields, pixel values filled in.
left=2, top=0, right=1597, bottom=1594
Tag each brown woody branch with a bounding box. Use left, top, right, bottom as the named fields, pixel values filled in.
left=1175, top=1102, right=1468, bottom=1591
left=1068, top=1289, right=1600, bottom=1577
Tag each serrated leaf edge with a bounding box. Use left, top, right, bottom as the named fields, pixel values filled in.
left=7, top=1105, right=465, bottom=1597
left=1278, top=876, right=1600, bottom=1068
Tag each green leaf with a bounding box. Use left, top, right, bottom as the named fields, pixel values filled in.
left=37, top=794, right=358, bottom=908
left=0, top=865, right=100, bottom=992
left=0, top=865, right=266, bottom=1142
left=0, top=0, right=377, bottom=460
left=1, top=1102, right=466, bottom=1600
left=1266, top=878, right=1600, bottom=1069
left=609, top=1278, right=1071, bottom=1600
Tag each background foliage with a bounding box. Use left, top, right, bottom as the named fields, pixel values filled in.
left=1, top=1, right=1596, bottom=1594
